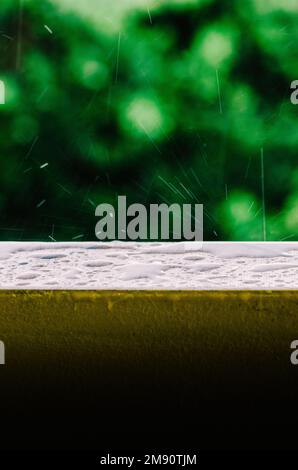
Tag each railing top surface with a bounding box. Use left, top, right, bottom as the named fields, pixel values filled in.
left=0, top=241, right=297, bottom=290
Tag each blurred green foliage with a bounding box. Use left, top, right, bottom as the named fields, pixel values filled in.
left=0, top=0, right=298, bottom=240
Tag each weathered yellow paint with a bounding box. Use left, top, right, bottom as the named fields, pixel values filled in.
left=0, top=290, right=297, bottom=367
left=0, top=290, right=297, bottom=449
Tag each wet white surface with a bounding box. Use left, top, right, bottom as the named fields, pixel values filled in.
left=0, top=241, right=298, bottom=290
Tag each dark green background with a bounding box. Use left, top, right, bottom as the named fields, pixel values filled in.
left=0, top=0, right=297, bottom=241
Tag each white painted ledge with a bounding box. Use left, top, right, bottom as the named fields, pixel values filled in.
left=0, top=241, right=298, bottom=289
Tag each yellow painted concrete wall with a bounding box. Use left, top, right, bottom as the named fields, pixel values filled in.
left=0, top=290, right=297, bottom=449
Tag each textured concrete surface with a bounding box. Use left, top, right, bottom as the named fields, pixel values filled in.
left=1, top=241, right=298, bottom=289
